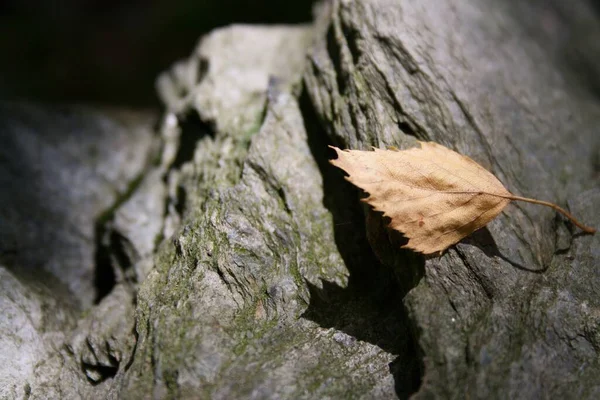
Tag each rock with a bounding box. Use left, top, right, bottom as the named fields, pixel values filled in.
left=156, top=24, right=312, bottom=135
left=3, top=1, right=600, bottom=398
left=110, top=169, right=168, bottom=284
left=109, top=23, right=411, bottom=399
left=0, top=266, right=88, bottom=400
left=0, top=104, right=158, bottom=307
left=0, top=103, right=159, bottom=397
left=69, top=285, right=136, bottom=385
left=304, top=0, right=600, bottom=398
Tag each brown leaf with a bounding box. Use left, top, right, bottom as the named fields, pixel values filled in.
left=330, top=141, right=596, bottom=255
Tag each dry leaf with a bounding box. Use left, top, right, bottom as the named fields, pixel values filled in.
left=330, top=141, right=596, bottom=255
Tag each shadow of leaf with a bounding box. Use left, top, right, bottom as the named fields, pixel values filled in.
left=462, top=228, right=547, bottom=273
left=300, top=88, right=424, bottom=398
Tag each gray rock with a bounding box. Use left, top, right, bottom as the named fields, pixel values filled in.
left=110, top=23, right=406, bottom=399
left=305, top=0, right=600, bottom=398
left=0, top=104, right=159, bottom=398
left=69, top=284, right=136, bottom=385
left=0, top=104, right=158, bottom=307
left=3, top=1, right=600, bottom=398
left=0, top=265, right=88, bottom=400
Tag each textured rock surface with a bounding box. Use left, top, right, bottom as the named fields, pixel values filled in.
left=0, top=104, right=158, bottom=307
left=111, top=24, right=416, bottom=399
left=2, top=1, right=600, bottom=398
left=305, top=0, right=600, bottom=398
left=0, top=105, right=159, bottom=399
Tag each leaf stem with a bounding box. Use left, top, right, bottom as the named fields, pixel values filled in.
left=507, top=195, right=596, bottom=234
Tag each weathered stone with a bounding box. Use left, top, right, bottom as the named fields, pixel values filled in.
left=108, top=23, right=410, bottom=399
left=0, top=266, right=85, bottom=399
left=305, top=0, right=600, bottom=398
left=0, top=104, right=158, bottom=307
left=3, top=0, right=600, bottom=398
left=68, top=285, right=136, bottom=385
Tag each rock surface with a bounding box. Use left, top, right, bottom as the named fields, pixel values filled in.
left=0, top=104, right=158, bottom=307
left=1, top=1, right=600, bottom=399
left=0, top=104, right=159, bottom=399
left=112, top=24, right=414, bottom=399
left=305, top=0, right=600, bottom=398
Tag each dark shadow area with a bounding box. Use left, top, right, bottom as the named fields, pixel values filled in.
left=94, top=226, right=138, bottom=304
left=0, top=0, right=317, bottom=106
left=299, top=87, right=425, bottom=398
left=81, top=354, right=119, bottom=385
left=93, top=224, right=117, bottom=304
left=174, top=184, right=188, bottom=217
left=461, top=228, right=547, bottom=273
left=172, top=110, right=215, bottom=169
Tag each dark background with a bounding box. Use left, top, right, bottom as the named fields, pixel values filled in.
left=0, top=0, right=315, bottom=106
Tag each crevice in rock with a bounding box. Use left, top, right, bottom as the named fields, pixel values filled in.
left=94, top=226, right=137, bottom=304
left=300, top=86, right=424, bottom=398
left=93, top=173, right=145, bottom=304
left=93, top=108, right=211, bottom=306
left=447, top=90, right=497, bottom=168
left=94, top=223, right=117, bottom=305
left=110, top=230, right=136, bottom=273
left=172, top=110, right=215, bottom=170
left=397, top=121, right=418, bottom=139
left=389, top=350, right=425, bottom=400
left=82, top=362, right=119, bottom=386
left=454, top=247, right=494, bottom=301
left=196, top=57, right=210, bottom=86
left=326, top=22, right=348, bottom=96
left=81, top=339, right=119, bottom=385
left=246, top=159, right=292, bottom=215
left=124, top=323, right=139, bottom=372
left=378, top=35, right=421, bottom=76
left=174, top=184, right=188, bottom=217
left=369, top=57, right=429, bottom=141
left=341, top=20, right=362, bottom=67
